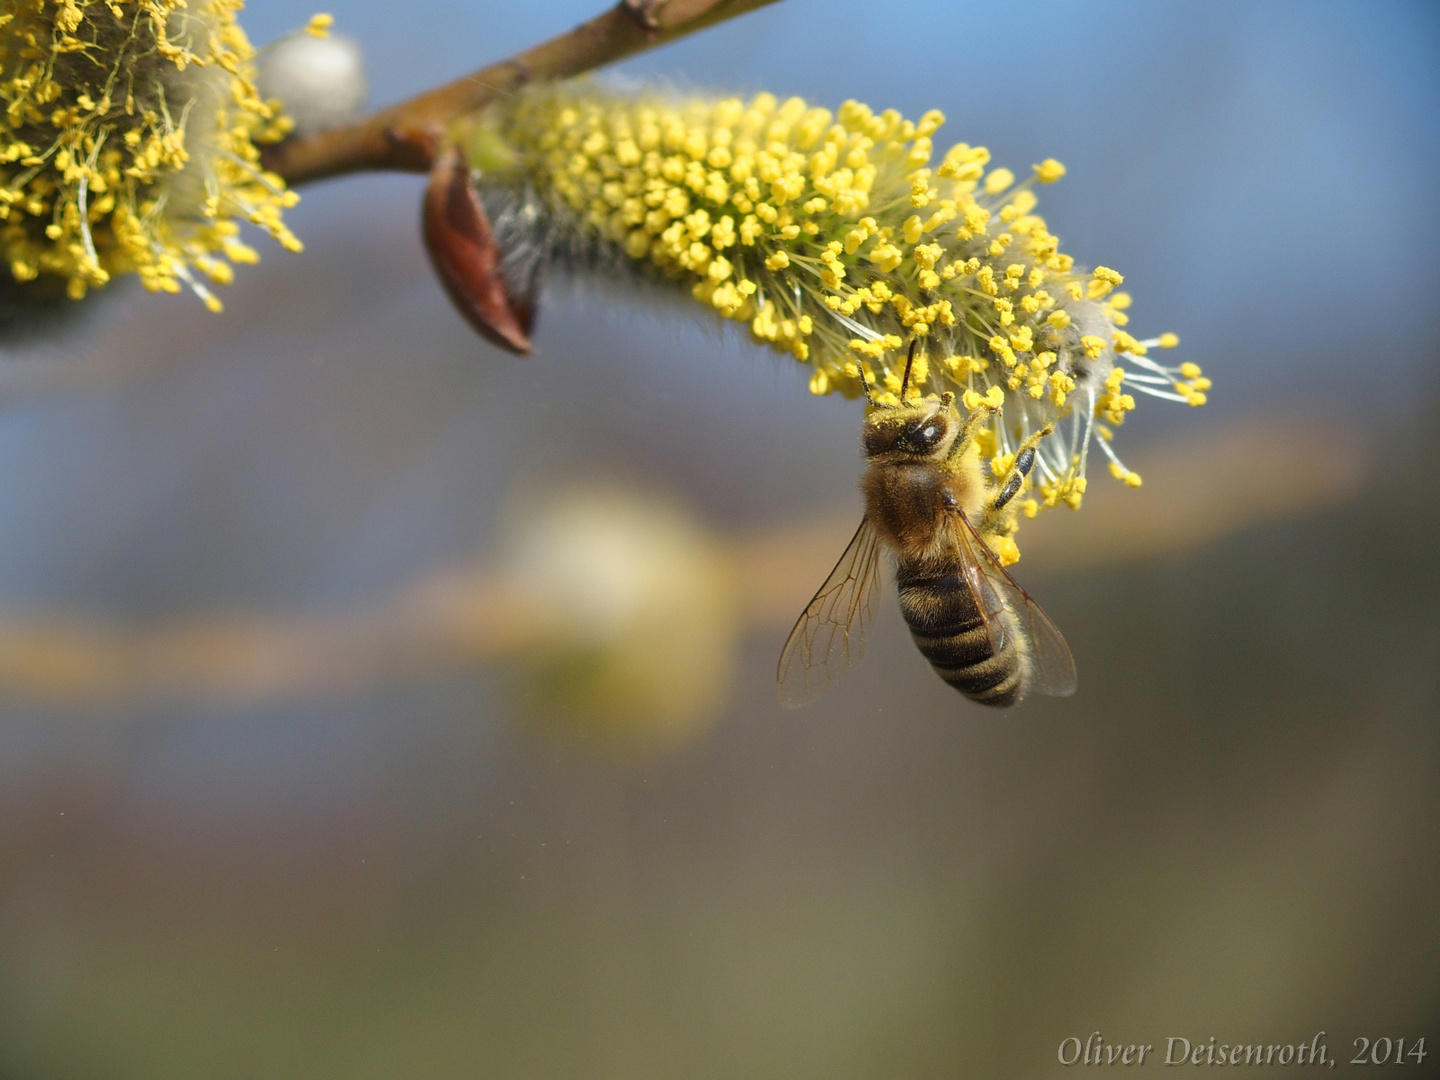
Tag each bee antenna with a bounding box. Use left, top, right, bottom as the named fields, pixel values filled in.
left=856, top=363, right=879, bottom=407
left=899, top=338, right=917, bottom=401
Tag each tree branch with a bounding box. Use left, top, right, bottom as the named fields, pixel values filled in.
left=264, top=0, right=785, bottom=186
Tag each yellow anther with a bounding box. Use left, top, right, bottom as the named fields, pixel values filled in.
left=1112, top=330, right=1145, bottom=354
left=983, top=167, right=1014, bottom=195
left=913, top=243, right=943, bottom=270
left=868, top=242, right=903, bottom=272
left=915, top=109, right=946, bottom=137
left=1048, top=371, right=1075, bottom=406
left=1087, top=265, right=1124, bottom=299
left=1033, top=158, right=1066, bottom=183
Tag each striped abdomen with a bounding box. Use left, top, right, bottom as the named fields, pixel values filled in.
left=895, top=562, right=1025, bottom=707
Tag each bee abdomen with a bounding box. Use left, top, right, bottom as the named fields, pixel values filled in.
left=935, top=652, right=1024, bottom=707
left=909, top=623, right=990, bottom=669
left=897, top=567, right=1025, bottom=708
left=895, top=570, right=982, bottom=635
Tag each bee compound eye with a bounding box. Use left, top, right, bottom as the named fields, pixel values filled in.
left=901, top=420, right=942, bottom=452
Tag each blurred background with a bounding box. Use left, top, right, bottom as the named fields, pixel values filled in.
left=0, top=1, right=1437, bottom=1076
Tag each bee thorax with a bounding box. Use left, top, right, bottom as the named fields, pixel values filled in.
left=863, top=465, right=984, bottom=560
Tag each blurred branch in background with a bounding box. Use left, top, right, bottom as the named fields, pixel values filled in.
left=738, top=415, right=1368, bottom=621
left=0, top=416, right=1366, bottom=746
left=264, top=0, right=787, bottom=185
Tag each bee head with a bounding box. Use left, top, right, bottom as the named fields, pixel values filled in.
left=861, top=394, right=958, bottom=461
left=855, top=339, right=958, bottom=461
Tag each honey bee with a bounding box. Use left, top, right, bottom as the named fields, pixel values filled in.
left=778, top=343, right=1077, bottom=708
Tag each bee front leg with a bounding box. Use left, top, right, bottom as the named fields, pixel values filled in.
left=981, top=423, right=1055, bottom=530
left=946, top=396, right=998, bottom=464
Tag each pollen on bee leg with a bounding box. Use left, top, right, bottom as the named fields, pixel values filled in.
left=985, top=534, right=1021, bottom=566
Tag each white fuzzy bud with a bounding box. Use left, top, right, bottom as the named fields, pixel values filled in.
left=256, top=34, right=368, bottom=137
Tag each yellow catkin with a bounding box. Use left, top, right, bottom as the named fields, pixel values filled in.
left=0, top=0, right=300, bottom=309
left=478, top=83, right=1207, bottom=544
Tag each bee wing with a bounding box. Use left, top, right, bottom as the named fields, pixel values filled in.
left=953, top=511, right=1078, bottom=698
left=776, top=517, right=883, bottom=708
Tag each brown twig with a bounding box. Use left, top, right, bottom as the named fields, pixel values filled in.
left=264, top=0, right=785, bottom=186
